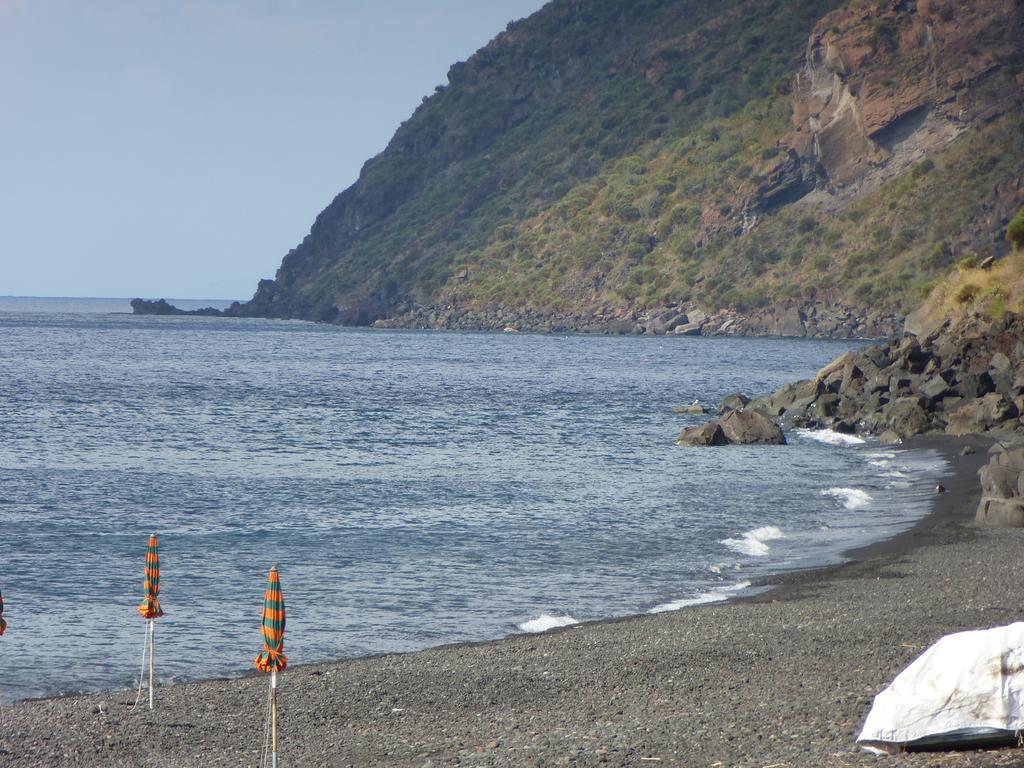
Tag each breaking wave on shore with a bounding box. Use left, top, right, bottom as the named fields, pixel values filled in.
left=822, top=487, right=874, bottom=510
left=722, top=526, right=785, bottom=557
left=647, top=581, right=752, bottom=614
left=796, top=428, right=867, bottom=446
left=517, top=614, right=579, bottom=633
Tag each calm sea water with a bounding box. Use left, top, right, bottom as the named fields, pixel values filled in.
left=0, top=297, right=945, bottom=701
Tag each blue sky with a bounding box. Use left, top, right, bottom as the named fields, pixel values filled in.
left=0, top=0, right=547, bottom=299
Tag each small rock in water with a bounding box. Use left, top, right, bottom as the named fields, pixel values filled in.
left=672, top=403, right=706, bottom=415
left=960, top=445, right=975, bottom=456
left=935, top=483, right=946, bottom=494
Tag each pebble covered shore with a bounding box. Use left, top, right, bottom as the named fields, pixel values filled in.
left=3, top=442, right=1024, bottom=767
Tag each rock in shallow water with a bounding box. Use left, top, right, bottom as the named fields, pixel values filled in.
left=676, top=422, right=728, bottom=446
left=672, top=403, right=707, bottom=415
left=719, top=409, right=787, bottom=445
left=676, top=410, right=786, bottom=446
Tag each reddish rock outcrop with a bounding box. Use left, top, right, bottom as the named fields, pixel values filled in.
left=782, top=0, right=1023, bottom=192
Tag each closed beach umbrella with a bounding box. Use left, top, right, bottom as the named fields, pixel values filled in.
left=136, top=534, right=163, bottom=709
left=137, top=534, right=164, bottom=621
left=254, top=566, right=287, bottom=673
left=255, top=566, right=287, bottom=768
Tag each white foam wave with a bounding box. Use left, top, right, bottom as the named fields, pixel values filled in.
left=907, top=458, right=949, bottom=474
left=648, top=581, right=752, bottom=613
left=821, top=487, right=873, bottom=510
left=796, top=428, right=866, bottom=446
left=517, top=614, right=579, bottom=633
left=721, top=525, right=784, bottom=557
left=865, top=451, right=897, bottom=460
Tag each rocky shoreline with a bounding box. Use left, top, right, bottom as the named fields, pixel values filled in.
left=676, top=309, right=1024, bottom=526
left=371, top=298, right=902, bottom=339
left=131, top=296, right=902, bottom=340
left=744, top=311, right=1024, bottom=443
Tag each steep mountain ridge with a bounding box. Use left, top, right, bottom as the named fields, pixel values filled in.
left=173, top=0, right=1023, bottom=335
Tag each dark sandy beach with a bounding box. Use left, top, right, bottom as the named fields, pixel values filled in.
left=4, top=434, right=1024, bottom=767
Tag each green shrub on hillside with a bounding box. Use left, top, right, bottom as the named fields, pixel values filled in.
left=956, top=283, right=980, bottom=303
left=1008, top=209, right=1024, bottom=252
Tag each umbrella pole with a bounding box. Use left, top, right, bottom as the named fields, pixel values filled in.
left=148, top=619, right=155, bottom=710
left=271, top=669, right=278, bottom=768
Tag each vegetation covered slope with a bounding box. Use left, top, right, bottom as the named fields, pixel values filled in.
left=909, top=206, right=1024, bottom=330
left=228, top=0, right=1024, bottom=334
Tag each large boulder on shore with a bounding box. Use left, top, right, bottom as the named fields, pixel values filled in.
left=980, top=464, right=1020, bottom=498
left=946, top=394, right=1020, bottom=436
left=882, top=397, right=931, bottom=440
left=976, top=498, right=1024, bottom=527
left=976, top=444, right=1024, bottom=527
left=998, top=448, right=1024, bottom=471
left=676, top=422, right=728, bottom=446
left=719, top=409, right=787, bottom=445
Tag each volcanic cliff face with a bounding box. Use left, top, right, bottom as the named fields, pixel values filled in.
left=784, top=0, right=1020, bottom=193
left=222, top=0, right=1024, bottom=334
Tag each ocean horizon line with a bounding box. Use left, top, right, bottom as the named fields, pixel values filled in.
left=0, top=294, right=242, bottom=303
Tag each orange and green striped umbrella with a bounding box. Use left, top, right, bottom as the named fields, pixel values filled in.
left=0, top=586, right=6, bottom=635
left=137, top=534, right=164, bottom=620
left=254, top=566, right=287, bottom=673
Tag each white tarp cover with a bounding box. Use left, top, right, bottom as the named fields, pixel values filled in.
left=858, top=622, right=1024, bottom=754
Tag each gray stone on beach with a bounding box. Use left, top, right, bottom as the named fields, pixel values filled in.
left=975, top=443, right=1024, bottom=526
left=945, top=394, right=1018, bottom=436
left=903, top=304, right=948, bottom=340
left=920, top=375, right=951, bottom=404
left=989, top=352, right=1014, bottom=394
left=977, top=498, right=1024, bottom=527
left=958, top=370, right=996, bottom=400
left=980, top=463, right=1020, bottom=498
left=687, top=308, right=707, bottom=326
left=866, top=374, right=890, bottom=394
left=882, top=396, right=930, bottom=439
left=997, top=447, right=1024, bottom=471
